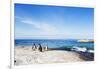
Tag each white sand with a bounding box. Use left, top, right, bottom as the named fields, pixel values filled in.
left=15, top=46, right=84, bottom=65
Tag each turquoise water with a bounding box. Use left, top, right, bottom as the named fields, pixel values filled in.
left=15, top=39, right=94, bottom=49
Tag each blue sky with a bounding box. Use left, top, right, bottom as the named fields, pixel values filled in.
left=15, top=3, right=94, bottom=39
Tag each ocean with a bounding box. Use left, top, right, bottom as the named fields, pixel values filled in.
left=15, top=39, right=94, bottom=50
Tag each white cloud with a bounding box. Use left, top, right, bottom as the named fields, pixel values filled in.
left=15, top=17, right=70, bottom=39
left=20, top=19, right=59, bottom=35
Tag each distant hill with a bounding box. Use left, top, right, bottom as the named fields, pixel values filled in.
left=77, top=39, right=94, bottom=43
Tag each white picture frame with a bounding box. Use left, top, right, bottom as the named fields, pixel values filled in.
left=10, top=0, right=95, bottom=69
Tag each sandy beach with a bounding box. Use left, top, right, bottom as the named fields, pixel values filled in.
left=15, top=46, right=84, bottom=65
left=14, top=46, right=85, bottom=65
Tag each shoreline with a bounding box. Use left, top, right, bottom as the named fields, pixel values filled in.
left=14, top=46, right=88, bottom=65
